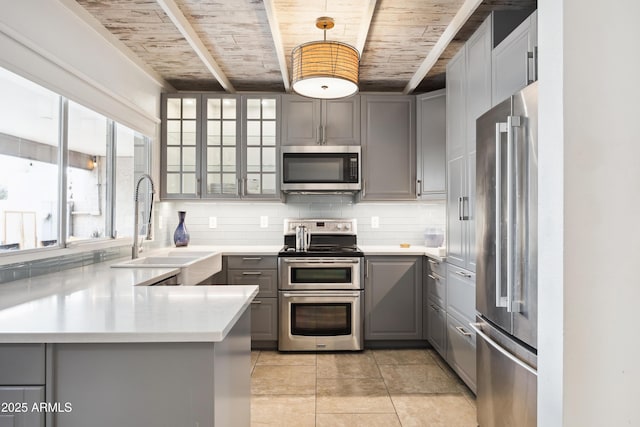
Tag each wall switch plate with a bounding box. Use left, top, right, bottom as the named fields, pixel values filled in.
left=260, top=216, right=269, bottom=228
left=208, top=217, right=217, bottom=229
left=371, top=216, right=380, bottom=228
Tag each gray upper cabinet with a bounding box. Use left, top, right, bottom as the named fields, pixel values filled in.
left=281, top=95, right=360, bottom=145
left=446, top=14, right=492, bottom=272
left=365, top=256, right=422, bottom=340
left=360, top=95, right=416, bottom=200
left=416, top=90, right=446, bottom=199
left=492, top=10, right=538, bottom=105
left=161, top=94, right=280, bottom=200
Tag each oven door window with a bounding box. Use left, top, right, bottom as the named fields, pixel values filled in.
left=291, top=267, right=352, bottom=283
left=291, top=303, right=352, bottom=336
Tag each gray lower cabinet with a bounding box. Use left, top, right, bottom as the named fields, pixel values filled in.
left=0, top=344, right=45, bottom=427
left=226, top=255, right=278, bottom=345
left=365, top=256, right=422, bottom=340
left=424, top=257, right=447, bottom=358
left=360, top=95, right=417, bottom=200
left=445, top=265, right=476, bottom=392
left=0, top=386, right=45, bottom=427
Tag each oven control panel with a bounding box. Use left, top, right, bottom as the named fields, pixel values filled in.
left=284, top=219, right=357, bottom=235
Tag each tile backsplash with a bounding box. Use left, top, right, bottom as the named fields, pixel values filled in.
left=156, top=195, right=446, bottom=247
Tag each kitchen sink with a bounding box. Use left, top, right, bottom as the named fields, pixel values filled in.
left=111, top=251, right=221, bottom=285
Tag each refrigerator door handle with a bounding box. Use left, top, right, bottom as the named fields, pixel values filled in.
left=470, top=322, right=537, bottom=376
left=506, top=115, right=521, bottom=313
left=495, top=122, right=509, bottom=308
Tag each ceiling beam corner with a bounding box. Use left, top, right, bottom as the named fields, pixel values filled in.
left=155, top=0, right=235, bottom=93
left=403, top=0, right=483, bottom=95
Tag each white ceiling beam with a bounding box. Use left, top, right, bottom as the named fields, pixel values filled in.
left=355, top=0, right=378, bottom=57
left=263, top=0, right=290, bottom=92
left=403, top=0, right=482, bottom=94
left=155, top=0, right=235, bottom=93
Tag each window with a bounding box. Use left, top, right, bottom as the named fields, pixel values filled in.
left=0, top=66, right=151, bottom=253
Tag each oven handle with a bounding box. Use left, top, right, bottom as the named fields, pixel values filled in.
left=281, top=292, right=362, bottom=298
left=281, top=259, right=360, bottom=264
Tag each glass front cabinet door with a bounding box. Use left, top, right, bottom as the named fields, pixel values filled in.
left=161, top=94, right=280, bottom=200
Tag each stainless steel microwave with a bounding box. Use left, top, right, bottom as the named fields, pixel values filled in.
left=281, top=146, right=361, bottom=193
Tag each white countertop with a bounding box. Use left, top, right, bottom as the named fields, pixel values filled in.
left=0, top=258, right=257, bottom=344
left=359, top=245, right=446, bottom=260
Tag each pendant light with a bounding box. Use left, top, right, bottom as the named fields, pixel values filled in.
left=291, top=17, right=360, bottom=99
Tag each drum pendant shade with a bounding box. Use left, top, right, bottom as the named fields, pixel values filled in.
left=291, top=18, right=360, bottom=99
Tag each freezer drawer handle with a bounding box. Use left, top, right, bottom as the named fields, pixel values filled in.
left=454, top=270, right=472, bottom=278
left=470, top=322, right=537, bottom=377
left=455, top=326, right=472, bottom=337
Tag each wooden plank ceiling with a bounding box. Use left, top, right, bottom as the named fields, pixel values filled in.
left=74, top=0, right=536, bottom=93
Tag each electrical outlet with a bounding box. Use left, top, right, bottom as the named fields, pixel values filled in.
left=371, top=216, right=380, bottom=229
left=260, top=216, right=269, bottom=228
left=208, top=217, right=217, bottom=229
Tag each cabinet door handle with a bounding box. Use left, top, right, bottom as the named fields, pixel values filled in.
left=242, top=272, right=262, bottom=276
left=533, top=46, right=538, bottom=82
left=322, top=125, right=327, bottom=144
left=461, top=196, right=469, bottom=221
left=251, top=300, right=262, bottom=305
left=454, top=270, right=472, bottom=278
left=430, top=304, right=439, bottom=312
left=242, top=257, right=263, bottom=261
left=455, top=326, right=472, bottom=337
left=458, top=197, right=463, bottom=221
left=428, top=274, right=436, bottom=280
left=416, top=179, right=422, bottom=198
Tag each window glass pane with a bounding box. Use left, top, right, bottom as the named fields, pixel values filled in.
left=207, top=120, right=220, bottom=139
left=166, top=147, right=181, bottom=172
left=246, top=147, right=261, bottom=173
left=0, top=68, right=60, bottom=251
left=246, top=99, right=260, bottom=119
left=166, top=173, right=180, bottom=194
left=207, top=147, right=221, bottom=172
left=114, top=124, right=150, bottom=240
left=262, top=99, right=276, bottom=119
left=222, top=173, right=236, bottom=194
left=182, top=147, right=196, bottom=172
left=167, top=99, right=181, bottom=119
left=182, top=173, right=196, bottom=194
left=263, top=136, right=276, bottom=146
left=222, top=99, right=236, bottom=119
left=246, top=121, right=261, bottom=137
left=263, top=121, right=276, bottom=137
left=207, top=174, right=221, bottom=194
left=246, top=174, right=260, bottom=194
left=182, top=98, right=197, bottom=119
left=182, top=120, right=196, bottom=145
left=67, top=101, right=108, bottom=241
left=262, top=174, right=276, bottom=194
left=166, top=120, right=181, bottom=145
left=207, top=98, right=221, bottom=119
left=263, top=147, right=276, bottom=172
left=222, top=147, right=236, bottom=172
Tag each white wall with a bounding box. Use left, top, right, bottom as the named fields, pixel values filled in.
left=538, top=0, right=640, bottom=425
left=0, top=0, right=163, bottom=137
left=156, top=197, right=446, bottom=247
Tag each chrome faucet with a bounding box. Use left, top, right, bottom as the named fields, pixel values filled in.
left=132, top=174, right=155, bottom=259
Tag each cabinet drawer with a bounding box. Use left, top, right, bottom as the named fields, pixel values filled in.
left=426, top=299, right=447, bottom=359
left=0, top=344, right=45, bottom=385
left=426, top=270, right=446, bottom=307
left=227, top=255, right=277, bottom=270
left=446, top=267, right=476, bottom=322
left=426, top=257, right=446, bottom=277
left=250, top=298, right=278, bottom=341
left=446, top=313, right=476, bottom=392
left=228, top=269, right=277, bottom=297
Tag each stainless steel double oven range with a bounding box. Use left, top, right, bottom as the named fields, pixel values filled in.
left=278, top=219, right=364, bottom=352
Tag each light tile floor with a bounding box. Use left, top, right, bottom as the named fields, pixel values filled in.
left=250, top=348, right=477, bottom=426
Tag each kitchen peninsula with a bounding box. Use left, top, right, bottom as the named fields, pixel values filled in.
left=0, top=259, right=257, bottom=427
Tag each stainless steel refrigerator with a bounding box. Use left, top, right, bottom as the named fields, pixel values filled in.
left=471, top=81, right=538, bottom=427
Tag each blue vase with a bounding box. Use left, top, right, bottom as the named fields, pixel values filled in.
left=173, top=211, right=190, bottom=247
